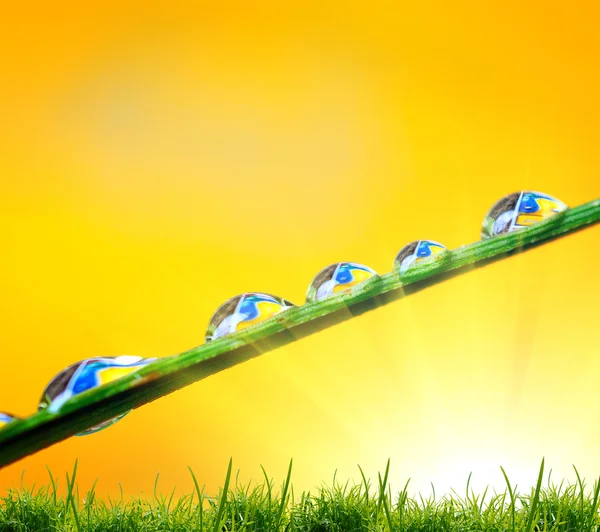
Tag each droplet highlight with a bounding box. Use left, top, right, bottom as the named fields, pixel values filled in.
left=38, top=355, right=156, bottom=436
left=206, top=293, right=295, bottom=341
left=394, top=240, right=448, bottom=274
left=306, top=262, right=377, bottom=303
left=481, top=191, right=567, bottom=239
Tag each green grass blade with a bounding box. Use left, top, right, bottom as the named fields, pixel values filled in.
left=188, top=465, right=205, bottom=531
left=65, top=459, right=82, bottom=532
left=379, top=472, right=393, bottom=532
left=0, top=200, right=599, bottom=468
left=524, top=458, right=545, bottom=532
left=398, top=477, right=411, bottom=531
left=501, top=465, right=517, bottom=532
left=574, top=464, right=586, bottom=524
left=213, top=457, right=233, bottom=532
left=466, top=471, right=473, bottom=501
left=45, top=465, right=58, bottom=508
left=377, top=459, right=391, bottom=514
left=589, top=476, right=600, bottom=532
left=275, top=459, right=293, bottom=531
left=357, top=464, right=370, bottom=504
left=377, top=459, right=394, bottom=531
left=260, top=464, right=273, bottom=512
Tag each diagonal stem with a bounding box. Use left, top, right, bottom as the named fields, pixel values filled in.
left=0, top=199, right=598, bottom=468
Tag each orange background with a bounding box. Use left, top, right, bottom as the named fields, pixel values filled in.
left=1, top=1, right=599, bottom=499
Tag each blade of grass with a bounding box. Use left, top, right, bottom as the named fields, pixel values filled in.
left=46, top=465, right=58, bottom=508
left=260, top=464, right=273, bottom=513
left=466, top=471, right=473, bottom=502
left=376, top=459, right=391, bottom=515
left=0, top=200, right=598, bottom=468
left=188, top=466, right=205, bottom=531
left=65, top=459, right=82, bottom=532
left=153, top=472, right=161, bottom=504
left=357, top=465, right=370, bottom=504
left=500, top=465, right=517, bottom=532
left=275, top=460, right=293, bottom=531
left=524, top=458, right=545, bottom=532
left=84, top=478, right=98, bottom=531
left=377, top=460, right=394, bottom=531
left=574, top=465, right=586, bottom=525
left=377, top=458, right=392, bottom=531
left=213, top=458, right=233, bottom=532
left=397, top=478, right=410, bottom=532
left=589, top=476, right=600, bottom=532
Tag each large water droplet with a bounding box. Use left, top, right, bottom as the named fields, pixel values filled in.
left=306, top=262, right=378, bottom=303
left=38, top=355, right=156, bottom=436
left=206, top=293, right=295, bottom=341
left=394, top=240, right=448, bottom=274
left=0, top=412, right=20, bottom=429
left=481, top=191, right=567, bottom=239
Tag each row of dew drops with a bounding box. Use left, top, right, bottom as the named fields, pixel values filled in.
left=0, top=191, right=568, bottom=436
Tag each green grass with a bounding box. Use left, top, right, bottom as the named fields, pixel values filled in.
left=1, top=199, right=599, bottom=469
left=1, top=460, right=600, bottom=531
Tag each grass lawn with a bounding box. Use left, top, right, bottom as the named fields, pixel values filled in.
left=1, top=459, right=599, bottom=531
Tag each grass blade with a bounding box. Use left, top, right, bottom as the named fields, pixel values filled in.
left=188, top=465, right=205, bottom=531
left=500, top=465, right=517, bottom=532
left=213, top=457, right=233, bottom=532
left=524, top=458, right=545, bottom=532
left=0, top=201, right=598, bottom=468
left=587, top=474, right=600, bottom=532
left=377, top=459, right=394, bottom=530
left=275, top=459, right=293, bottom=531
left=574, top=464, right=586, bottom=524
left=357, top=464, right=370, bottom=504
left=65, top=459, right=82, bottom=532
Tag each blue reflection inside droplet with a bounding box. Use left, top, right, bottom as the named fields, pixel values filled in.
left=237, top=294, right=277, bottom=320
left=416, top=244, right=431, bottom=257
left=520, top=193, right=540, bottom=213
left=72, top=364, right=100, bottom=394
left=336, top=268, right=353, bottom=284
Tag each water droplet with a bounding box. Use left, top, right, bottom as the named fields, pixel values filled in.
left=394, top=240, right=448, bottom=274
left=481, top=191, right=567, bottom=239
left=38, top=355, right=156, bottom=436
left=306, top=262, right=378, bottom=303
left=0, top=412, right=20, bottom=429
left=206, top=293, right=295, bottom=341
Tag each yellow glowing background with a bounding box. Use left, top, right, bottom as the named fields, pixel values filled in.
left=1, top=1, right=599, bottom=499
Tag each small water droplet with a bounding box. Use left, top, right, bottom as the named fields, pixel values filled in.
left=306, top=262, right=378, bottom=303
left=0, top=412, right=20, bottom=429
left=206, top=293, right=295, bottom=341
left=481, top=191, right=567, bottom=239
left=393, top=240, right=448, bottom=274
left=38, top=356, right=156, bottom=435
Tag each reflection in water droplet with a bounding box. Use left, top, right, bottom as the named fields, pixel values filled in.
left=481, top=191, right=567, bottom=239
left=306, top=262, right=377, bottom=303
left=393, top=240, right=448, bottom=274
left=206, top=293, right=295, bottom=341
left=38, top=355, right=156, bottom=436
left=0, top=412, right=20, bottom=430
